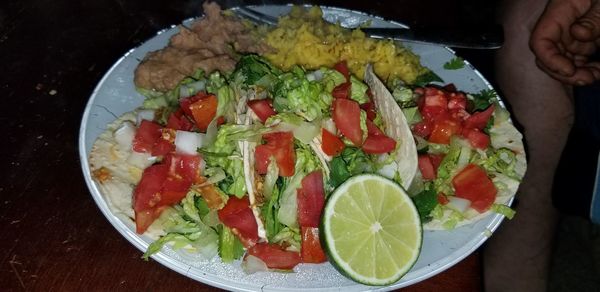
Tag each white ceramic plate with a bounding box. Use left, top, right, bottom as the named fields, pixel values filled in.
left=79, top=5, right=507, bottom=291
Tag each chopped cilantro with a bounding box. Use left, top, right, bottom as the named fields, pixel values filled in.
left=471, top=89, right=498, bottom=111
left=443, top=57, right=465, bottom=70
left=413, top=71, right=444, bottom=87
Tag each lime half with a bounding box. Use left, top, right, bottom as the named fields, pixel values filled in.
left=322, top=174, right=422, bottom=285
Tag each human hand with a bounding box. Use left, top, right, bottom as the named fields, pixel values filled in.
left=530, top=0, right=600, bottom=85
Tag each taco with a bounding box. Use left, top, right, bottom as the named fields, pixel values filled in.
left=384, top=80, right=527, bottom=230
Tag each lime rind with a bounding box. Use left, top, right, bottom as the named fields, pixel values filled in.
left=322, top=174, right=423, bottom=286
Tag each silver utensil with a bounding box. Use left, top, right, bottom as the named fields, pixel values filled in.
left=233, top=6, right=503, bottom=49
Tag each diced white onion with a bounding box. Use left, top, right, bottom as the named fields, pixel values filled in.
left=377, top=159, right=398, bottom=179
left=126, top=152, right=157, bottom=169
left=114, top=121, right=136, bottom=150
left=447, top=197, right=472, bottom=213
left=175, top=130, right=205, bottom=155
left=321, top=118, right=337, bottom=135
left=136, top=110, right=155, bottom=126
left=242, top=255, right=269, bottom=274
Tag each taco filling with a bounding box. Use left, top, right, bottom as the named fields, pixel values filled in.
left=88, top=1, right=526, bottom=278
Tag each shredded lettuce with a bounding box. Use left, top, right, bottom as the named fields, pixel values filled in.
left=216, top=85, right=236, bottom=123
left=266, top=113, right=320, bottom=144
left=262, top=181, right=283, bottom=241
left=206, top=71, right=226, bottom=94
left=320, top=67, right=346, bottom=93
left=271, top=227, right=301, bottom=252
left=349, top=75, right=369, bottom=104
left=491, top=204, right=516, bottom=219
left=219, top=225, right=245, bottom=263
left=442, top=210, right=465, bottom=230
left=359, top=110, right=368, bottom=143
left=480, top=148, right=519, bottom=179
left=402, top=106, right=422, bottom=125
left=272, top=66, right=330, bottom=121
left=143, top=192, right=219, bottom=260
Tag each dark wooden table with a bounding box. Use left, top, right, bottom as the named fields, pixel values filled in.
left=1, top=0, right=494, bottom=290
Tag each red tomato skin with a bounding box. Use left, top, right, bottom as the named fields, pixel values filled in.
left=463, top=128, right=491, bottom=149
left=321, top=129, right=345, bottom=156
left=362, top=135, right=397, bottom=154
left=218, top=196, right=259, bottom=245
left=166, top=109, right=194, bottom=131
left=297, top=171, right=325, bottom=228
left=254, top=144, right=272, bottom=175
left=332, top=82, right=350, bottom=99
left=428, top=119, right=462, bottom=144
left=360, top=97, right=377, bottom=120
left=248, top=99, right=277, bottom=123
left=263, top=132, right=295, bottom=177
left=332, top=98, right=363, bottom=146
left=443, top=83, right=458, bottom=92
left=135, top=207, right=166, bottom=234
left=133, top=164, right=169, bottom=212
left=437, top=193, right=450, bottom=205
left=366, top=119, right=384, bottom=136
left=418, top=155, right=436, bottom=180
left=247, top=243, right=302, bottom=270
left=133, top=120, right=162, bottom=153
left=429, top=154, right=445, bottom=171
left=151, top=138, right=174, bottom=156
left=412, top=121, right=433, bottom=138
left=179, top=92, right=208, bottom=117
left=464, top=105, right=495, bottom=130
left=188, top=94, right=218, bottom=132
left=301, top=227, right=327, bottom=263
left=164, top=153, right=201, bottom=182
left=333, top=61, right=350, bottom=80
left=447, top=95, right=467, bottom=110
left=452, top=164, right=497, bottom=213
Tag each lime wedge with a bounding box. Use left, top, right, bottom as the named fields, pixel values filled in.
left=322, top=174, right=422, bottom=285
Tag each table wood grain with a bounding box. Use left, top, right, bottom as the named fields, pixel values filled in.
left=0, top=0, right=493, bottom=290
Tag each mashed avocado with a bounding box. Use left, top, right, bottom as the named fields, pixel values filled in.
left=264, top=6, right=429, bottom=84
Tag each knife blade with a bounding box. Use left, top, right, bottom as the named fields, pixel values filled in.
left=360, top=26, right=504, bottom=49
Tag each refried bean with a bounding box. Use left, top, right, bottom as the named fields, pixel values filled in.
left=134, top=2, right=271, bottom=92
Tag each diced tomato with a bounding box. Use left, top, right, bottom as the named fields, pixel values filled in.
left=332, top=82, right=351, bottom=99
left=463, top=128, right=491, bottom=149
left=164, top=153, right=201, bottom=182
left=133, top=164, right=169, bottom=212
left=166, top=109, right=194, bottom=131
left=218, top=196, right=259, bottom=246
left=366, top=119, right=384, bottom=136
left=321, top=129, right=345, bottom=156
left=414, top=87, right=425, bottom=96
left=463, top=105, right=495, bottom=130
left=360, top=98, right=377, bottom=120
left=151, top=138, right=174, bottom=156
left=301, top=227, right=327, bottom=263
left=428, top=118, right=462, bottom=144
left=160, top=177, right=191, bottom=206
left=362, top=135, right=396, bottom=154
left=412, top=121, right=433, bottom=138
left=297, top=171, right=325, bottom=228
left=248, top=99, right=277, bottom=123
left=333, top=60, right=350, bottom=81
left=452, top=164, right=497, bottom=213
left=450, top=108, right=471, bottom=121
left=447, top=93, right=467, bottom=110
left=187, top=94, right=218, bottom=132
left=134, top=207, right=166, bottom=234
left=254, top=144, right=272, bottom=175
left=247, top=243, right=302, bottom=270
left=418, top=155, right=436, bottom=180
left=332, top=98, right=363, bottom=146
left=437, top=193, right=449, bottom=205
left=424, top=92, right=448, bottom=108
left=429, top=154, right=445, bottom=171
left=132, top=120, right=162, bottom=153
left=179, top=92, right=207, bottom=117
left=263, top=132, right=296, bottom=177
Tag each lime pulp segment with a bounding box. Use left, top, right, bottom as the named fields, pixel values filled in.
left=322, top=174, right=422, bottom=286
